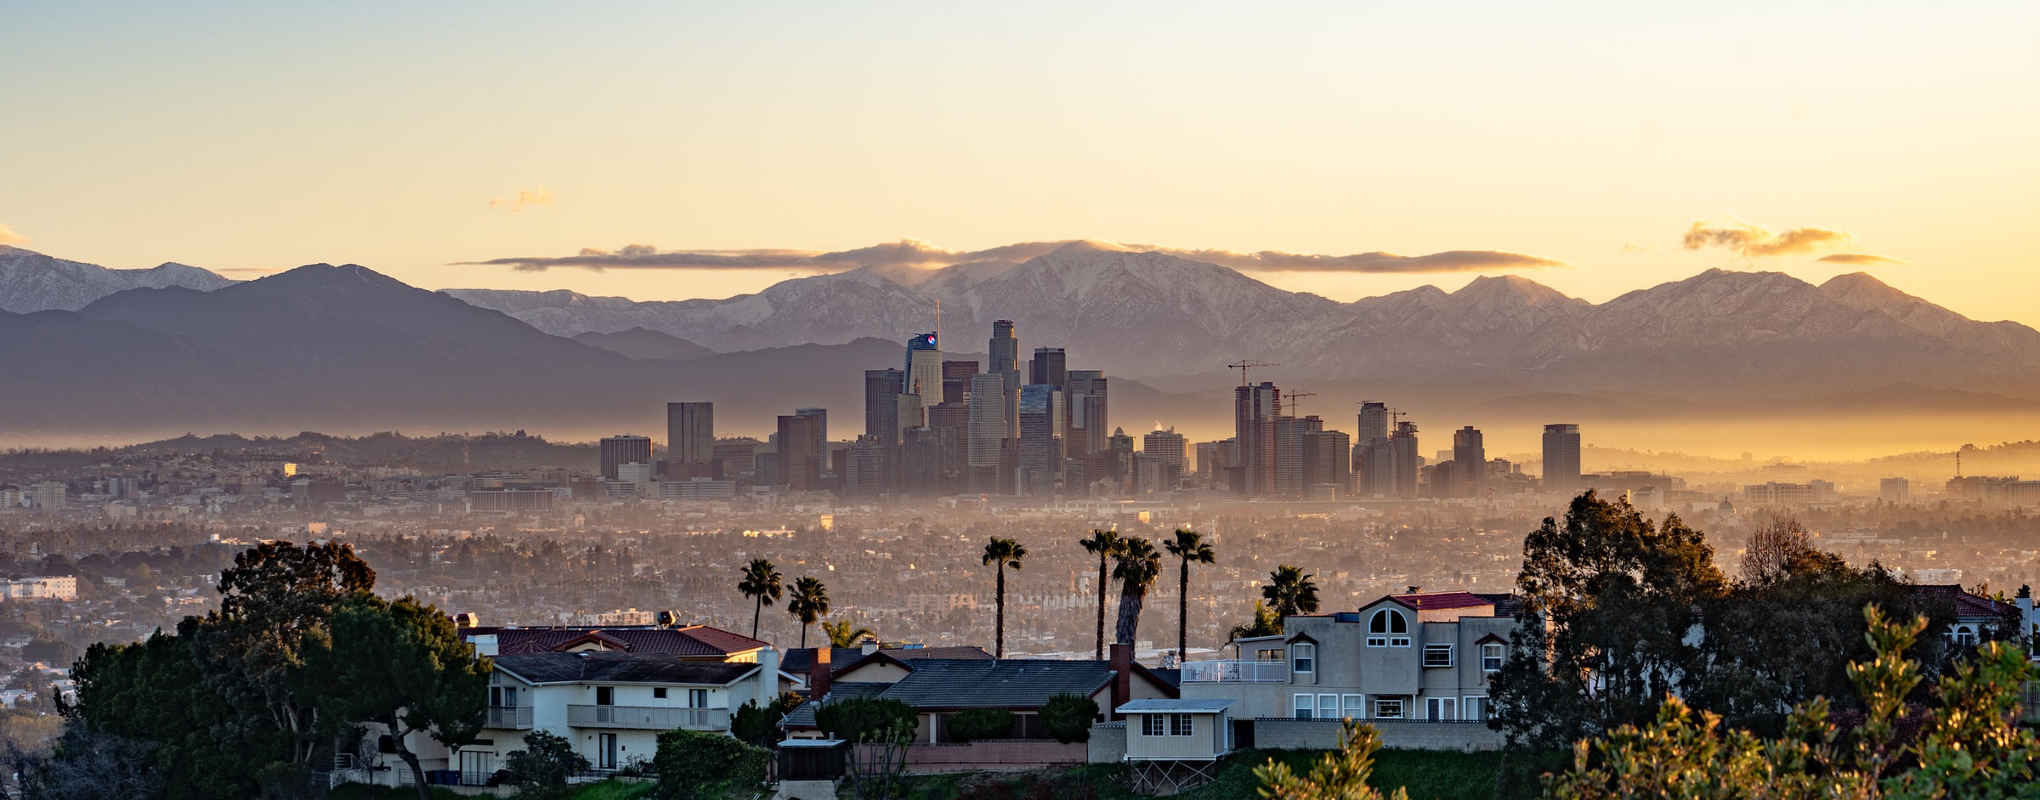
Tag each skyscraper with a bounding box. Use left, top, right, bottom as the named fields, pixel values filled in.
left=966, top=372, right=1009, bottom=480
left=1390, top=421, right=1420, bottom=497
left=988, top=320, right=1020, bottom=439
left=904, top=332, right=942, bottom=398
left=1303, top=428, right=1351, bottom=495
left=863, top=368, right=905, bottom=447
left=1066, top=369, right=1107, bottom=462
left=1017, top=383, right=1064, bottom=495
left=776, top=414, right=823, bottom=490
left=599, top=434, right=652, bottom=481
left=1272, top=415, right=1323, bottom=494
left=796, top=407, right=828, bottom=474
left=1142, top=427, right=1187, bottom=488
left=1233, top=381, right=1280, bottom=495
left=1029, top=347, right=1067, bottom=390
left=1357, top=402, right=1389, bottom=443
left=1453, top=425, right=1486, bottom=497
left=941, top=360, right=979, bottom=405
left=1542, top=423, right=1582, bottom=490
left=665, top=402, right=714, bottom=478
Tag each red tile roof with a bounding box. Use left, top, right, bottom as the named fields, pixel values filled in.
left=466, top=624, right=768, bottom=657
left=1912, top=585, right=2016, bottom=620
left=1391, top=591, right=1494, bottom=611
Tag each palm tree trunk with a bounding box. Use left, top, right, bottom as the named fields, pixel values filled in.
left=752, top=597, right=762, bottom=639
left=995, top=565, right=1007, bottom=659
left=1095, top=557, right=1108, bottom=660
left=800, top=623, right=808, bottom=649
left=1178, top=559, right=1189, bottom=662
left=1115, top=585, right=1143, bottom=646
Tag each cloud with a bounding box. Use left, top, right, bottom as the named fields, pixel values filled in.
left=457, top=239, right=1563, bottom=274
left=488, top=188, right=554, bottom=211
left=0, top=223, right=26, bottom=246
left=1818, top=253, right=1903, bottom=266
left=1681, top=221, right=1849, bottom=257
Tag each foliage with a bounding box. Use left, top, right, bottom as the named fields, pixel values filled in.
left=818, top=697, right=918, bottom=800
left=825, top=619, right=878, bottom=648
left=982, top=538, right=1028, bottom=658
left=654, top=728, right=770, bottom=800
left=1110, top=537, right=1161, bottom=646
left=730, top=694, right=803, bottom=748
left=945, top=709, right=1015, bottom=743
left=501, top=730, right=589, bottom=799
left=1080, top=529, right=1127, bottom=660
left=815, top=697, right=919, bottom=744
left=1231, top=601, right=1284, bottom=641
left=1261, top=565, right=1319, bottom=619
left=1164, top=528, right=1217, bottom=659
left=1490, top=492, right=1726, bottom=750
left=786, top=576, right=830, bottom=648
left=737, top=559, right=783, bottom=640
left=1040, top=693, right=1099, bottom=744
left=307, top=594, right=492, bottom=800
left=1255, top=719, right=1411, bottom=800
left=8, top=725, right=164, bottom=800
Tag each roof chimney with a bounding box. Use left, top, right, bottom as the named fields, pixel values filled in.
left=861, top=640, right=879, bottom=656
left=809, top=646, right=832, bottom=700
left=1109, top=643, right=1133, bottom=720
left=1406, top=585, right=1421, bottom=594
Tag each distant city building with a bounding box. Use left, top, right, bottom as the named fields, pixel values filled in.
left=1390, top=421, right=1421, bottom=497
left=1233, top=382, right=1280, bottom=495
left=25, top=481, right=65, bottom=512
left=1881, top=477, right=1911, bottom=504
left=940, top=360, right=979, bottom=405
left=1017, top=384, right=1064, bottom=495
left=711, top=438, right=759, bottom=479
left=1452, top=426, right=1486, bottom=497
left=1743, top=480, right=1838, bottom=506
left=1303, top=428, right=1351, bottom=496
left=864, top=368, right=905, bottom=448
left=966, top=373, right=1009, bottom=486
left=599, top=435, right=652, bottom=481
left=776, top=414, right=824, bottom=490
left=795, top=407, right=828, bottom=476
left=1142, top=427, right=1187, bottom=488
left=467, top=488, right=554, bottom=512
left=1357, top=402, right=1389, bottom=443
left=988, top=320, right=1020, bottom=440
left=0, top=576, right=78, bottom=602
left=1272, top=415, right=1322, bottom=494
left=904, top=332, right=942, bottom=398
left=666, top=402, right=715, bottom=477
left=1029, top=347, right=1067, bottom=391
left=1542, top=423, right=1581, bottom=490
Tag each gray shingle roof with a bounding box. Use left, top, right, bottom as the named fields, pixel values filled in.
left=872, top=659, right=1114, bottom=710
left=1117, top=698, right=1233, bottom=714
left=782, top=681, right=892, bottom=728
left=494, top=652, right=759, bottom=685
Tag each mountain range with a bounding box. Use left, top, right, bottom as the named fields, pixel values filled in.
left=0, top=245, right=234, bottom=313
left=2, top=242, right=2036, bottom=444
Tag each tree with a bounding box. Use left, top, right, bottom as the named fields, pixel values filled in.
left=1112, top=537, right=1162, bottom=646
left=1230, top=600, right=1283, bottom=641
left=786, top=576, right=830, bottom=649
left=1261, top=565, right=1320, bottom=619
left=1163, top=528, right=1216, bottom=661
left=982, top=537, right=1028, bottom=658
left=737, top=559, right=783, bottom=640
left=1079, top=530, right=1126, bottom=660
left=1254, top=719, right=1410, bottom=800
left=823, top=619, right=876, bottom=648
left=307, top=595, right=491, bottom=800
left=1040, top=693, right=1099, bottom=744
left=1490, top=492, right=1727, bottom=750
left=815, top=697, right=917, bottom=800
left=731, top=693, right=804, bottom=748
left=654, top=728, right=770, bottom=800
left=500, top=730, right=588, bottom=799
left=1739, top=515, right=1813, bottom=585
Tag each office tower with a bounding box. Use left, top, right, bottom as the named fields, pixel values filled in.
left=967, top=372, right=1009, bottom=479
left=1107, top=427, right=1136, bottom=490
left=796, top=407, right=827, bottom=473
left=941, top=360, right=979, bottom=405
left=665, top=402, right=714, bottom=478
left=1453, top=425, right=1486, bottom=497
left=1272, top=415, right=1322, bottom=494
left=1017, top=384, right=1064, bottom=495
left=1194, top=441, right=1223, bottom=487
left=864, top=369, right=905, bottom=447
left=1542, top=423, right=1582, bottom=490
left=776, top=414, right=823, bottom=490
left=904, top=332, right=942, bottom=398
left=1357, top=402, right=1389, bottom=443
left=894, top=392, right=925, bottom=443
left=1065, top=370, right=1107, bottom=462
left=988, top=320, right=1020, bottom=438
left=712, top=438, right=759, bottom=478
left=1390, top=421, right=1420, bottom=497
left=1143, top=427, right=1187, bottom=488
left=844, top=435, right=887, bottom=496
left=1359, top=437, right=1395, bottom=496
left=599, top=435, right=652, bottom=480
left=1029, top=347, right=1067, bottom=390
left=1880, top=477, right=1910, bottom=503
left=1303, top=428, right=1351, bottom=494
left=1233, top=381, right=1280, bottom=495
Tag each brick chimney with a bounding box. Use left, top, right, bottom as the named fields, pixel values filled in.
left=809, top=646, right=832, bottom=700
left=1109, top=642, right=1132, bottom=719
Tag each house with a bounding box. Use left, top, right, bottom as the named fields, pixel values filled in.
left=461, top=622, right=772, bottom=662
left=1911, top=584, right=2019, bottom=647
left=779, top=643, right=993, bottom=678
left=1113, top=698, right=1237, bottom=794
left=1179, top=591, right=1518, bottom=724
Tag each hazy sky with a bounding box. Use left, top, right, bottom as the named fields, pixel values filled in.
left=5, top=1, right=2036, bottom=322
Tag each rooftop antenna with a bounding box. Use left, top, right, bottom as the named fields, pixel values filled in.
left=1226, top=359, right=1279, bottom=387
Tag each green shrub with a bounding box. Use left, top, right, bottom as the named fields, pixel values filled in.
left=730, top=695, right=796, bottom=748
left=1040, top=694, right=1098, bottom=744
left=945, top=709, right=1015, bottom=743
left=653, top=728, right=769, bottom=800
left=815, top=697, right=919, bottom=744
left=502, top=730, right=589, bottom=798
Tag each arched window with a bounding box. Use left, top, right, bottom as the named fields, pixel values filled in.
left=1951, top=624, right=1978, bottom=646
left=1366, top=609, right=1409, bottom=647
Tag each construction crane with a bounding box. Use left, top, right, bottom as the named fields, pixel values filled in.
left=1226, top=360, right=1280, bottom=387
left=1286, top=390, right=1318, bottom=419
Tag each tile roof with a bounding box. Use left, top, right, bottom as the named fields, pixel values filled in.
left=871, top=659, right=1116, bottom=711
left=494, top=652, right=760, bottom=685
left=1393, top=592, right=1494, bottom=611
left=782, top=681, right=892, bottom=728
left=466, top=625, right=768, bottom=657
left=781, top=645, right=994, bottom=674
left=1912, top=585, right=2016, bottom=620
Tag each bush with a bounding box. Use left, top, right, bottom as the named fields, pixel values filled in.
left=1040, top=694, right=1098, bottom=744
left=814, top=697, right=918, bottom=744
left=501, top=730, right=588, bottom=799
left=654, top=728, right=769, bottom=800
left=729, top=692, right=804, bottom=748
left=945, top=709, right=1016, bottom=743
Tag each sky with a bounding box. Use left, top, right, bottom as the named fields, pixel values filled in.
left=4, top=0, right=2037, bottom=323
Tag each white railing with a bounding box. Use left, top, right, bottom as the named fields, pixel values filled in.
left=1180, top=660, right=1289, bottom=683
left=567, top=704, right=730, bottom=731
left=487, top=705, right=534, bottom=729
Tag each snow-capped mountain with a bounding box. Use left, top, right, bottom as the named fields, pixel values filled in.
left=0, top=245, right=235, bottom=313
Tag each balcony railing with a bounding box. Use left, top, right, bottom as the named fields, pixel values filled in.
left=567, top=704, right=730, bottom=731
left=1181, top=660, right=1290, bottom=683
left=487, top=705, right=534, bottom=729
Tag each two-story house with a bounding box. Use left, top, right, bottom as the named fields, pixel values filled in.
left=1178, top=591, right=1518, bottom=724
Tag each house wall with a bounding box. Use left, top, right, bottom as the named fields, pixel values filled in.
left=1124, top=713, right=1227, bottom=760
left=836, top=661, right=911, bottom=683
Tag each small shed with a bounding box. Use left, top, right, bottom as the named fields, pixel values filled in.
left=1115, top=698, right=1235, bottom=794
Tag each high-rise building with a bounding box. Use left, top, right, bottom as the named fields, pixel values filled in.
left=1272, top=415, right=1322, bottom=494
left=966, top=372, right=1009, bottom=477
left=1453, top=426, right=1486, bottom=497
left=712, top=438, right=759, bottom=478
left=864, top=369, right=905, bottom=447
left=904, top=332, right=942, bottom=398
left=599, top=435, right=652, bottom=480
left=1233, top=381, right=1280, bottom=495
left=1029, top=347, right=1067, bottom=391
left=941, top=360, right=979, bottom=405
left=1390, top=421, right=1421, bottom=497
left=1880, top=477, right=1911, bottom=503
left=1357, top=402, right=1389, bottom=443
left=1107, top=427, right=1135, bottom=490
left=1358, top=436, right=1395, bottom=496
left=1065, top=370, right=1108, bottom=464
left=1143, top=427, right=1187, bottom=489
left=988, top=321, right=1020, bottom=439
left=1017, top=384, right=1064, bottom=495
left=1542, top=423, right=1582, bottom=490
left=1304, top=428, right=1351, bottom=495
left=776, top=414, right=823, bottom=490
left=796, top=407, right=828, bottom=474
left=1194, top=440, right=1226, bottom=487
left=665, top=402, right=714, bottom=477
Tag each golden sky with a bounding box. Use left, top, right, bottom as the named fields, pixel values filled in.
left=4, top=1, right=2036, bottom=323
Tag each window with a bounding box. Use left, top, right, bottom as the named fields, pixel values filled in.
left=689, top=689, right=709, bottom=708
left=1142, top=714, right=1165, bottom=736
left=653, top=687, right=668, bottom=699
left=1291, top=643, right=1316, bottom=673
left=1463, top=696, right=1489, bottom=721
left=598, top=733, right=618, bottom=770
left=1317, top=694, right=1338, bottom=720
left=1373, top=698, right=1405, bottom=719
left=1255, top=648, right=1285, bottom=662
left=1171, top=714, right=1193, bottom=736
left=1422, top=644, right=1453, bottom=668
left=1292, top=694, right=1315, bottom=719
left=489, top=686, right=518, bottom=707
left=1367, top=609, right=1408, bottom=648
left=1341, top=694, right=1365, bottom=720
left=1951, top=625, right=1978, bottom=646
left=1426, top=697, right=1457, bottom=721
left=1481, top=643, right=1505, bottom=673
left=596, top=686, right=614, bottom=706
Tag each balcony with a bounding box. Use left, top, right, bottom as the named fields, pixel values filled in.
left=1181, top=660, right=1289, bottom=683
left=567, top=704, right=730, bottom=731
left=487, top=705, right=533, bottom=730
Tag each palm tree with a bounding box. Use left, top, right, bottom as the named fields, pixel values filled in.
left=1111, top=537, right=1163, bottom=647
left=822, top=619, right=877, bottom=648
left=1163, top=528, right=1216, bottom=662
left=1079, top=530, right=1126, bottom=660
left=737, top=559, right=783, bottom=639
left=786, top=576, right=830, bottom=648
left=982, top=537, right=1028, bottom=658
left=1262, top=564, right=1320, bottom=619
